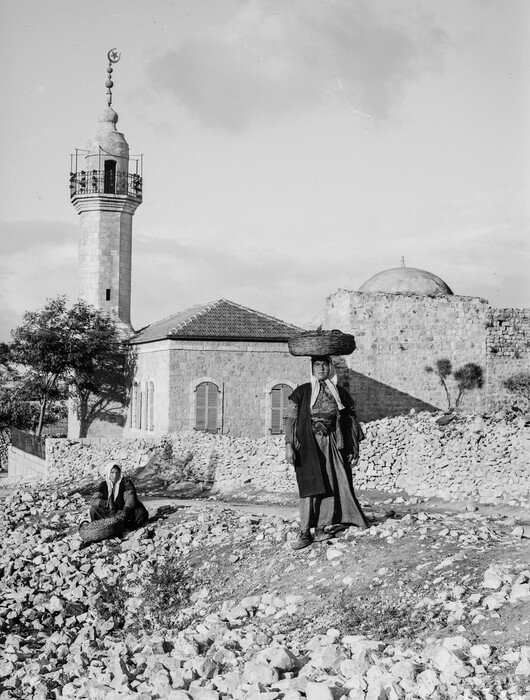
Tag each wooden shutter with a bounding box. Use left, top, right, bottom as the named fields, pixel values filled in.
left=206, top=384, right=218, bottom=433
left=271, top=384, right=291, bottom=434
left=196, top=382, right=218, bottom=433
left=196, top=383, right=207, bottom=431
left=148, top=382, right=155, bottom=431
left=138, top=389, right=143, bottom=430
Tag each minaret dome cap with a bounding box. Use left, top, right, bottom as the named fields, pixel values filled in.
left=99, top=106, right=118, bottom=125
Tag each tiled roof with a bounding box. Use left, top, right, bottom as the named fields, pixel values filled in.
left=131, top=299, right=304, bottom=344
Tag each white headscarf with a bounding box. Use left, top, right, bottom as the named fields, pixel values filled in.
left=105, top=462, right=122, bottom=501
left=310, top=356, right=345, bottom=410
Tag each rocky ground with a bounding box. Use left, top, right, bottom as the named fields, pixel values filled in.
left=1, top=476, right=530, bottom=700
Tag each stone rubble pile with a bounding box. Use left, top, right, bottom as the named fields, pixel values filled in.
left=1, top=483, right=529, bottom=699
left=357, top=413, right=530, bottom=504
left=45, top=413, right=530, bottom=506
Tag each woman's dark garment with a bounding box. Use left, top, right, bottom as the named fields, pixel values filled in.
left=89, top=477, right=148, bottom=529
left=285, top=382, right=368, bottom=530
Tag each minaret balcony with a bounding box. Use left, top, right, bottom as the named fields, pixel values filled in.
left=69, top=170, right=142, bottom=200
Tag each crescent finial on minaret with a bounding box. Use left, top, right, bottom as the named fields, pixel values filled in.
left=105, top=48, right=121, bottom=106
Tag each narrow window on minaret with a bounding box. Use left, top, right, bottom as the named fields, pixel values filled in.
left=104, top=160, right=116, bottom=194
left=106, top=289, right=111, bottom=301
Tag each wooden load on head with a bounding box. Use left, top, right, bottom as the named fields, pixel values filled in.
left=288, top=328, right=356, bottom=357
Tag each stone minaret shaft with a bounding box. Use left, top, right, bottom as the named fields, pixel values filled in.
left=70, top=51, right=142, bottom=328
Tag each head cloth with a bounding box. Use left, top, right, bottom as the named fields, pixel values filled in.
left=310, top=356, right=344, bottom=410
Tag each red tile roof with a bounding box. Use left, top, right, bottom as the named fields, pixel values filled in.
left=131, top=299, right=304, bottom=344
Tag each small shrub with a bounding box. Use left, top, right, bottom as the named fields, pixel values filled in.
left=453, top=363, right=484, bottom=408
left=425, top=359, right=485, bottom=410
left=424, top=358, right=453, bottom=410
left=95, top=579, right=129, bottom=630
left=504, top=371, right=530, bottom=412
left=139, top=554, right=195, bottom=632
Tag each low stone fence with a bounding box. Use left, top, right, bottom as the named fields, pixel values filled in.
left=44, top=413, right=530, bottom=504
left=8, top=446, right=48, bottom=479
left=359, top=413, right=530, bottom=503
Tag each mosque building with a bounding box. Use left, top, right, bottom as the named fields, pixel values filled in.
left=69, top=53, right=530, bottom=439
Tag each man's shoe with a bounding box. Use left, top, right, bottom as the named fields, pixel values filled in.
left=292, top=530, right=313, bottom=550
left=313, top=527, right=333, bottom=542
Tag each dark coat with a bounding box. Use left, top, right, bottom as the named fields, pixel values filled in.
left=287, top=383, right=364, bottom=498
left=90, top=477, right=143, bottom=516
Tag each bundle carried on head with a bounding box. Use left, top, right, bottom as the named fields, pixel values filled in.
left=78, top=515, right=124, bottom=544
left=288, top=328, right=356, bottom=357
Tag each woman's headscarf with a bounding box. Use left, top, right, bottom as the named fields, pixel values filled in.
left=310, top=355, right=345, bottom=410
left=105, top=462, right=122, bottom=502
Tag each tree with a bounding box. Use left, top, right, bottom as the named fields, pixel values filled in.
left=503, top=371, right=530, bottom=412
left=425, top=358, right=484, bottom=411
left=65, top=301, right=136, bottom=437
left=8, top=296, right=72, bottom=435
left=424, top=358, right=453, bottom=410
left=453, top=363, right=484, bottom=408
left=4, top=296, right=136, bottom=437
left=0, top=362, right=67, bottom=432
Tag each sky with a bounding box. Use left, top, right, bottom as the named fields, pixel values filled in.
left=0, top=0, right=529, bottom=341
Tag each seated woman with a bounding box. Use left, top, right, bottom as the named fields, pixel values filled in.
left=90, top=463, right=149, bottom=530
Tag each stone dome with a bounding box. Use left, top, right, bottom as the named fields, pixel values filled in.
left=359, top=267, right=453, bottom=296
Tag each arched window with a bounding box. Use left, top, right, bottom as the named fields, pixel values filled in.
left=131, top=382, right=142, bottom=429
left=195, top=382, right=219, bottom=433
left=129, top=383, right=136, bottom=427
left=104, top=160, right=116, bottom=194
left=137, top=384, right=143, bottom=429
left=270, top=383, right=292, bottom=435
left=147, top=381, right=155, bottom=431
left=141, top=382, right=149, bottom=430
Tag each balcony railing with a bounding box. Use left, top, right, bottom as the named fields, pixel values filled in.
left=69, top=170, right=142, bottom=200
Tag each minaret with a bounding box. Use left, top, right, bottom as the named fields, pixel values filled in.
left=70, top=49, right=142, bottom=330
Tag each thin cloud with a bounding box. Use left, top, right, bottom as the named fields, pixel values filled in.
left=131, top=234, right=373, bottom=331
left=147, top=0, right=446, bottom=130
left=0, top=219, right=77, bottom=341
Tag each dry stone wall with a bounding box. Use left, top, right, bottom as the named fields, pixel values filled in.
left=358, top=413, right=530, bottom=503
left=46, top=413, right=530, bottom=505
left=325, top=289, right=530, bottom=422
left=326, top=290, right=490, bottom=421
left=486, top=307, right=530, bottom=410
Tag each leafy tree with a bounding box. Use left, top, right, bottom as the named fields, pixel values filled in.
left=0, top=343, right=10, bottom=365
left=424, top=358, right=453, bottom=410
left=425, top=358, right=484, bottom=411
left=453, top=363, right=484, bottom=408
left=65, top=301, right=136, bottom=437
left=0, top=362, right=67, bottom=432
left=8, top=296, right=72, bottom=435
left=503, top=371, right=530, bottom=411
left=4, top=296, right=136, bottom=437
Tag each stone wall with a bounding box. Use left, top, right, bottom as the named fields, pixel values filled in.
left=46, top=414, right=530, bottom=506
left=124, top=341, right=172, bottom=436
left=359, top=413, right=530, bottom=504
left=485, top=307, right=530, bottom=410
left=326, top=290, right=491, bottom=421
left=168, top=341, right=308, bottom=437
left=125, top=340, right=309, bottom=440
left=8, top=446, right=47, bottom=479
left=46, top=436, right=160, bottom=482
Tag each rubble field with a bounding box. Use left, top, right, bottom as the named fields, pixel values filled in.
left=1, top=478, right=530, bottom=700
